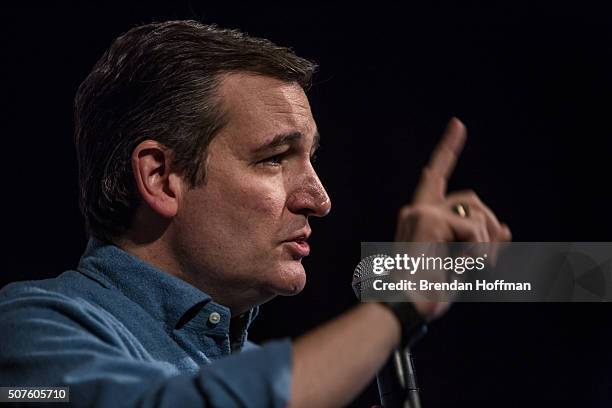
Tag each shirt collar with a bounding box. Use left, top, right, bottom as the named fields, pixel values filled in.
left=76, top=237, right=259, bottom=333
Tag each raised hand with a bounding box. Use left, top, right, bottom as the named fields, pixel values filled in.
left=395, top=118, right=512, bottom=319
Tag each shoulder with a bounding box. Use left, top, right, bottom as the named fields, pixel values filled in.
left=1, top=269, right=106, bottom=300
left=1, top=270, right=109, bottom=315
left=0, top=271, right=122, bottom=344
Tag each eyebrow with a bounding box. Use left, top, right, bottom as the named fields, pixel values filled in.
left=253, top=130, right=320, bottom=155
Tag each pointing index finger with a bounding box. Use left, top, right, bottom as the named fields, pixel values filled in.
left=413, top=117, right=467, bottom=203
left=428, top=117, right=467, bottom=179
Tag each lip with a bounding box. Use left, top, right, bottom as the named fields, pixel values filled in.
left=283, top=229, right=311, bottom=258
left=284, top=239, right=310, bottom=258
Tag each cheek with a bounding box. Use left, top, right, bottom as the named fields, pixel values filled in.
left=248, top=191, right=285, bottom=216
left=215, top=179, right=287, bottom=233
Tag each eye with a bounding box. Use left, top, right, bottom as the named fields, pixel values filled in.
left=260, top=153, right=284, bottom=166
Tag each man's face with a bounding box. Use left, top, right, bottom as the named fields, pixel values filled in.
left=172, top=73, right=331, bottom=309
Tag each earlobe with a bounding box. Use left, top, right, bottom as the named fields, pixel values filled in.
left=131, top=140, right=180, bottom=218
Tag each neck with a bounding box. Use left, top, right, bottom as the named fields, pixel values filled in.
left=113, top=232, right=264, bottom=317
left=113, top=206, right=270, bottom=316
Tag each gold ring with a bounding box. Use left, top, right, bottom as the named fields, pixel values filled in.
left=452, top=203, right=470, bottom=218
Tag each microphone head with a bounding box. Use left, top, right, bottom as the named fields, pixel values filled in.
left=352, top=254, right=392, bottom=300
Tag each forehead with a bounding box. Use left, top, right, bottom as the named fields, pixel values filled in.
left=216, top=73, right=316, bottom=147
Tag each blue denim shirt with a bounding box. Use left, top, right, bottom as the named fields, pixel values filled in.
left=0, top=238, right=292, bottom=407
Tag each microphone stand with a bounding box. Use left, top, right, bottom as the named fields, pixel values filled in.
left=377, top=348, right=422, bottom=408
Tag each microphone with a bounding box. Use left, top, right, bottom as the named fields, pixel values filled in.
left=353, top=255, right=423, bottom=408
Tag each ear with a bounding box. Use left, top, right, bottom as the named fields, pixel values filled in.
left=131, top=140, right=183, bottom=218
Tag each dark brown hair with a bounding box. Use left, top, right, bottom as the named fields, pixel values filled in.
left=74, top=20, right=317, bottom=242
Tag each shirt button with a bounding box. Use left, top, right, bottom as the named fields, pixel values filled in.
left=208, top=312, right=221, bottom=325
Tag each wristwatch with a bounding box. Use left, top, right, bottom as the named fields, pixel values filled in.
left=379, top=301, right=428, bottom=347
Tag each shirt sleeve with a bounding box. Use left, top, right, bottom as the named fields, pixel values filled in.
left=0, top=288, right=292, bottom=408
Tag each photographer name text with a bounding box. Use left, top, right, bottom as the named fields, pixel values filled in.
left=373, top=279, right=532, bottom=292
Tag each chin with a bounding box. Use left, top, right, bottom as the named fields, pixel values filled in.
left=272, top=261, right=307, bottom=296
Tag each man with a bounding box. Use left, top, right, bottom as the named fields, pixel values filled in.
left=0, top=20, right=511, bottom=407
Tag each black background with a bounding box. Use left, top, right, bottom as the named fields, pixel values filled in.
left=2, top=1, right=612, bottom=407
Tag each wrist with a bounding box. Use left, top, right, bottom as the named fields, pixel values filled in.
left=378, top=301, right=428, bottom=348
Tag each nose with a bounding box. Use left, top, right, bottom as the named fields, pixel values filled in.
left=286, top=171, right=331, bottom=218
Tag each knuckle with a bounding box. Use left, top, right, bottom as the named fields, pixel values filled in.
left=406, top=204, right=431, bottom=217
left=400, top=205, right=445, bottom=230
left=452, top=189, right=481, bottom=203
left=417, top=205, right=442, bottom=222
left=474, top=211, right=486, bottom=223
left=466, top=190, right=480, bottom=202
